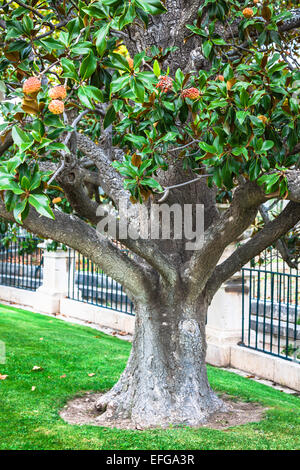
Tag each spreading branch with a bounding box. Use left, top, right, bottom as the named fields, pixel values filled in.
left=0, top=132, right=13, bottom=157
left=185, top=180, right=268, bottom=296
left=0, top=198, right=154, bottom=301
left=75, top=133, right=129, bottom=204
left=259, top=203, right=298, bottom=269
left=205, top=201, right=300, bottom=301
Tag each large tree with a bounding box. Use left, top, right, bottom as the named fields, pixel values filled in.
left=0, top=0, right=299, bottom=428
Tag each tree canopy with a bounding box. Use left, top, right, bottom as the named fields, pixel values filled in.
left=0, top=0, right=299, bottom=221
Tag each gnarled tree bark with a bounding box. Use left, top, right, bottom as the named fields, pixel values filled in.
left=95, top=292, right=223, bottom=428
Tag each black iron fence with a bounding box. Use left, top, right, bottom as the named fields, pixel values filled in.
left=242, top=248, right=299, bottom=363
left=0, top=235, right=43, bottom=291
left=67, top=249, right=134, bottom=316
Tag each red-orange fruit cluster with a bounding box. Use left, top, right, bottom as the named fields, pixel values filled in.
left=156, top=75, right=174, bottom=93
left=23, top=77, right=41, bottom=95
left=243, top=7, right=254, bottom=18
left=48, top=99, right=64, bottom=115
left=181, top=87, right=200, bottom=100
left=49, top=86, right=67, bottom=100
left=217, top=75, right=225, bottom=81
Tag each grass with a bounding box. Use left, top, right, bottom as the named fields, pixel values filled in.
left=0, top=303, right=299, bottom=450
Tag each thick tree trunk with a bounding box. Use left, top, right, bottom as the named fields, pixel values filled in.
left=95, top=293, right=224, bottom=428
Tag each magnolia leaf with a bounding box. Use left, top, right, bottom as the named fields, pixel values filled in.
left=80, top=52, right=97, bottom=80
left=103, top=105, right=116, bottom=129
left=153, top=59, right=160, bottom=78
left=28, top=194, right=55, bottom=220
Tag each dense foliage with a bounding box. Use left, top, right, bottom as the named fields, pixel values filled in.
left=0, top=0, right=299, bottom=218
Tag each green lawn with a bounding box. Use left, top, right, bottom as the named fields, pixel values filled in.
left=0, top=303, right=299, bottom=450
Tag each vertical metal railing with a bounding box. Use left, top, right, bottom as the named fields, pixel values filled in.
left=242, top=266, right=299, bottom=363
left=0, top=235, right=43, bottom=291
left=67, top=249, right=134, bottom=316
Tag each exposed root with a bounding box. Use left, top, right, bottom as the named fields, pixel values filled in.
left=60, top=391, right=267, bottom=430
left=93, top=384, right=225, bottom=428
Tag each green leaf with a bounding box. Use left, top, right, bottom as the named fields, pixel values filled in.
left=7, top=156, right=22, bottom=173
left=12, top=126, right=31, bottom=146
left=199, top=142, right=216, bottom=153
left=22, top=15, right=33, bottom=34
left=28, top=194, right=54, bottom=219
left=212, top=38, right=227, bottom=45
left=80, top=53, right=97, bottom=80
left=20, top=175, right=30, bottom=190
left=261, top=140, right=274, bottom=152
left=71, top=41, right=93, bottom=56
left=47, top=143, right=71, bottom=154
left=257, top=173, right=280, bottom=187
left=13, top=198, right=27, bottom=223
left=136, top=71, right=157, bottom=90
left=0, top=176, right=22, bottom=194
left=257, top=31, right=267, bottom=47
left=95, top=23, right=110, bottom=56
left=153, top=59, right=160, bottom=78
left=240, top=88, right=249, bottom=108
left=125, top=134, right=147, bottom=148
left=132, top=79, right=145, bottom=102
left=43, top=115, right=66, bottom=128
left=236, top=111, right=248, bottom=125
left=29, top=173, right=42, bottom=191
left=140, top=177, right=163, bottom=191
left=113, top=99, right=124, bottom=112
left=175, top=68, right=185, bottom=86
left=38, top=38, right=64, bottom=51
left=110, top=74, right=131, bottom=95
left=133, top=51, right=145, bottom=69
left=223, top=64, right=234, bottom=81
left=82, top=5, right=107, bottom=19
left=202, top=40, right=212, bottom=59
left=135, top=0, right=167, bottom=15
left=60, top=57, right=78, bottom=80
left=103, top=105, right=117, bottom=129
left=80, top=86, right=104, bottom=105
left=118, top=4, right=136, bottom=29
left=78, top=86, right=94, bottom=109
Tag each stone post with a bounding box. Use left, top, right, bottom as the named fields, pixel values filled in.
left=33, top=242, right=75, bottom=314
left=205, top=243, right=250, bottom=367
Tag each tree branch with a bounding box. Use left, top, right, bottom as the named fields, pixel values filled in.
left=0, top=199, right=154, bottom=302
left=222, top=8, right=300, bottom=60
left=185, top=180, right=267, bottom=297
left=278, top=8, right=300, bottom=32
left=57, top=161, right=178, bottom=285
left=186, top=168, right=300, bottom=298
left=205, top=201, right=300, bottom=301
left=285, top=169, right=300, bottom=203
left=0, top=132, right=13, bottom=156
left=259, top=203, right=298, bottom=269
left=57, top=166, right=101, bottom=225
left=75, top=132, right=128, bottom=204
